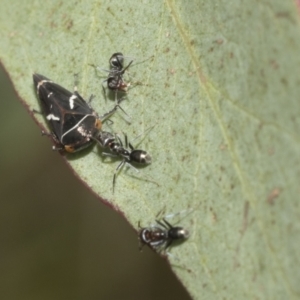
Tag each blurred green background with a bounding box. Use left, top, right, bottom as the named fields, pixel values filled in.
left=0, top=65, right=190, bottom=300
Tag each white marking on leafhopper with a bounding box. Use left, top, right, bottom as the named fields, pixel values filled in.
left=46, top=114, right=60, bottom=121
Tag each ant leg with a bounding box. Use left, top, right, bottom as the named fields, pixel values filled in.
left=116, top=101, right=131, bottom=120
left=164, top=208, right=195, bottom=222
left=156, top=219, right=169, bottom=230
left=120, top=59, right=133, bottom=75
left=129, top=124, right=156, bottom=148
left=155, top=206, right=167, bottom=220
left=89, top=63, right=111, bottom=75
left=101, top=152, right=118, bottom=158
left=123, top=133, right=129, bottom=148
left=115, top=134, right=124, bottom=147
left=87, top=94, right=95, bottom=105
left=112, top=160, right=125, bottom=193
left=99, top=97, right=129, bottom=122
left=138, top=220, right=142, bottom=229
left=102, top=79, right=108, bottom=102
left=162, top=219, right=173, bottom=229
left=124, top=161, right=139, bottom=173
left=99, top=101, right=120, bottom=121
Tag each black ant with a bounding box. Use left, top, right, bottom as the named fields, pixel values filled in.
left=90, top=52, right=133, bottom=102
left=138, top=218, right=189, bottom=254
left=96, top=130, right=151, bottom=192
left=106, top=52, right=133, bottom=94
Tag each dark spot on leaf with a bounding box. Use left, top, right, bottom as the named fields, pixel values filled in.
left=269, top=59, right=279, bottom=69
left=50, top=21, right=57, bottom=28
left=214, top=39, right=224, bottom=45
left=280, top=77, right=288, bottom=86
left=210, top=207, right=217, bottom=222
left=66, top=19, right=73, bottom=30
left=275, top=11, right=291, bottom=19
left=267, top=188, right=280, bottom=205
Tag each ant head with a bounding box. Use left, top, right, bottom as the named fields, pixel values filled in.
left=109, top=52, right=124, bottom=68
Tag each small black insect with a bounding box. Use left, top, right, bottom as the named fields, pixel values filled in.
left=138, top=218, right=189, bottom=254
left=33, top=73, right=121, bottom=153
left=96, top=130, right=151, bottom=192
left=106, top=52, right=133, bottom=93
left=90, top=52, right=133, bottom=102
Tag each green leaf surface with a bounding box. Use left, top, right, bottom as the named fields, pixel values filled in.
left=1, top=0, right=300, bottom=299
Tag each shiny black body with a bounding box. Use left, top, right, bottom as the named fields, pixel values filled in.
left=96, top=130, right=151, bottom=191
left=33, top=73, right=102, bottom=153
left=34, top=74, right=122, bottom=153
left=106, top=52, right=133, bottom=93
left=138, top=219, right=189, bottom=253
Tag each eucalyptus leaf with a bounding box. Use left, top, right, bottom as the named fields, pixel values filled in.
left=1, top=1, right=300, bottom=299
